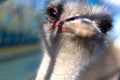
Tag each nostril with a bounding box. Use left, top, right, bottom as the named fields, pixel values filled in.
left=81, top=19, right=92, bottom=25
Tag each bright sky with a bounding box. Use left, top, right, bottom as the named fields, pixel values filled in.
left=106, top=0, right=120, bottom=48
left=107, top=0, right=120, bottom=5
left=15, top=0, right=45, bottom=9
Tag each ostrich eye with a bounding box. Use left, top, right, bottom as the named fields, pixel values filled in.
left=47, top=8, right=58, bottom=22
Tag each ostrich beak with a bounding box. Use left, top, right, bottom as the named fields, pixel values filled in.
left=63, top=19, right=103, bottom=39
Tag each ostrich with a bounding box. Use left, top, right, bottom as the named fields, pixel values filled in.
left=36, top=0, right=120, bottom=80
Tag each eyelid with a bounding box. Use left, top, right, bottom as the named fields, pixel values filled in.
left=47, top=7, right=57, bottom=13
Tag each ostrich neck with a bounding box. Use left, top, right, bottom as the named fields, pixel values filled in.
left=49, top=34, right=104, bottom=80
left=36, top=33, right=105, bottom=80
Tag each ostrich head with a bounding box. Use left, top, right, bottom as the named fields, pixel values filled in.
left=46, top=0, right=113, bottom=37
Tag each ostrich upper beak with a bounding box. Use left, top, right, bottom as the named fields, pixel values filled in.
left=62, top=19, right=103, bottom=39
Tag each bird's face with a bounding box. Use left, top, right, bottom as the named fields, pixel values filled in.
left=46, top=0, right=113, bottom=40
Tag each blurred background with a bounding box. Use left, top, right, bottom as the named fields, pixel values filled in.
left=0, top=0, right=119, bottom=80
left=0, top=0, right=45, bottom=80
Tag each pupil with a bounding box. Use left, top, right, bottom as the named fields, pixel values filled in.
left=49, top=9, right=57, bottom=18
left=50, top=12, right=56, bottom=17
